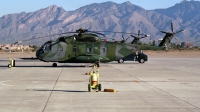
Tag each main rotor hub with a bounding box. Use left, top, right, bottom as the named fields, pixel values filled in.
left=76, top=28, right=88, bottom=34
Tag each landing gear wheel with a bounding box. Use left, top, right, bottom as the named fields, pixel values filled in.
left=8, top=64, right=11, bottom=68
left=98, top=84, right=102, bottom=91
left=52, top=63, right=57, bottom=67
left=118, top=59, right=124, bottom=63
left=139, top=58, right=145, bottom=63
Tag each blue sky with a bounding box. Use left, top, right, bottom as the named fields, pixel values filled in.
left=0, top=0, right=199, bottom=17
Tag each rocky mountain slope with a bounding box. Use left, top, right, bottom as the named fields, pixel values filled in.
left=0, top=1, right=200, bottom=45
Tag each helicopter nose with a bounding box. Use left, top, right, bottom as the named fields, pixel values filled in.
left=36, top=49, right=44, bottom=59
left=36, top=50, right=40, bottom=59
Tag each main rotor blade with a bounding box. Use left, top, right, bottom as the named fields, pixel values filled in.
left=171, top=22, right=174, bottom=33
left=126, top=37, right=130, bottom=41
left=140, top=35, right=151, bottom=39
left=174, top=36, right=181, bottom=45
left=122, top=35, right=125, bottom=40
left=13, top=32, right=76, bottom=44
left=130, top=35, right=138, bottom=39
left=160, top=31, right=168, bottom=34
left=93, top=31, right=144, bottom=35
left=145, top=35, right=151, bottom=37
left=175, top=30, right=184, bottom=34
left=87, top=31, right=105, bottom=36
left=138, top=30, right=140, bottom=37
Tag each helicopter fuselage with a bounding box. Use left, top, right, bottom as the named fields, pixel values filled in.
left=158, top=33, right=174, bottom=47
left=36, top=35, right=140, bottom=63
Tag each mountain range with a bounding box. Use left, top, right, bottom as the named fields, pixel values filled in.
left=0, top=0, right=200, bottom=45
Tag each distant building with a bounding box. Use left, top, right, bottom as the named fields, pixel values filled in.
left=0, top=44, right=31, bottom=52
left=181, top=42, right=193, bottom=48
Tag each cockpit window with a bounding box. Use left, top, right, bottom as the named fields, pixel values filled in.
left=59, top=37, right=67, bottom=42
left=43, top=43, right=51, bottom=51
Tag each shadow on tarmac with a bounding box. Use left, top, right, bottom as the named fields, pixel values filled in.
left=0, top=61, right=140, bottom=68
left=0, top=65, right=91, bottom=68
left=0, top=66, right=91, bottom=68
left=34, top=89, right=88, bottom=93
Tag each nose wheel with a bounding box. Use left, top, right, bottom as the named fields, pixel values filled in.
left=118, top=59, right=124, bottom=63
left=52, top=63, right=57, bottom=67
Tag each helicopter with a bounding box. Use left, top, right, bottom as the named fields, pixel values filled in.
left=158, top=22, right=184, bottom=48
left=130, top=30, right=150, bottom=44
left=33, top=28, right=148, bottom=67
left=137, top=22, right=184, bottom=50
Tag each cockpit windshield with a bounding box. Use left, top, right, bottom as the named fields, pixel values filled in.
left=42, top=41, right=52, bottom=51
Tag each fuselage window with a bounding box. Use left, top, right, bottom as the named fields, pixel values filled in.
left=59, top=47, right=63, bottom=51
left=87, top=48, right=92, bottom=53
left=103, top=48, right=106, bottom=53
left=73, top=46, right=77, bottom=52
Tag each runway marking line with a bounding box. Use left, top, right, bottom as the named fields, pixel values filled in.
left=0, top=80, right=14, bottom=86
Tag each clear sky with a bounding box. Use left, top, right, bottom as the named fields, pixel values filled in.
left=0, top=0, right=199, bottom=17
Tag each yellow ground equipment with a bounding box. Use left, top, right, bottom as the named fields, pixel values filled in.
left=8, top=57, right=15, bottom=68
left=88, top=65, right=101, bottom=92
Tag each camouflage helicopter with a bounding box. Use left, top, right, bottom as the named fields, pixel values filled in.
left=130, top=30, right=150, bottom=44
left=138, top=22, right=184, bottom=50
left=158, top=22, right=184, bottom=48
left=35, top=28, right=148, bottom=67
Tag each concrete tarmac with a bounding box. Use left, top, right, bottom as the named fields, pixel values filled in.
left=0, top=58, right=200, bottom=112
